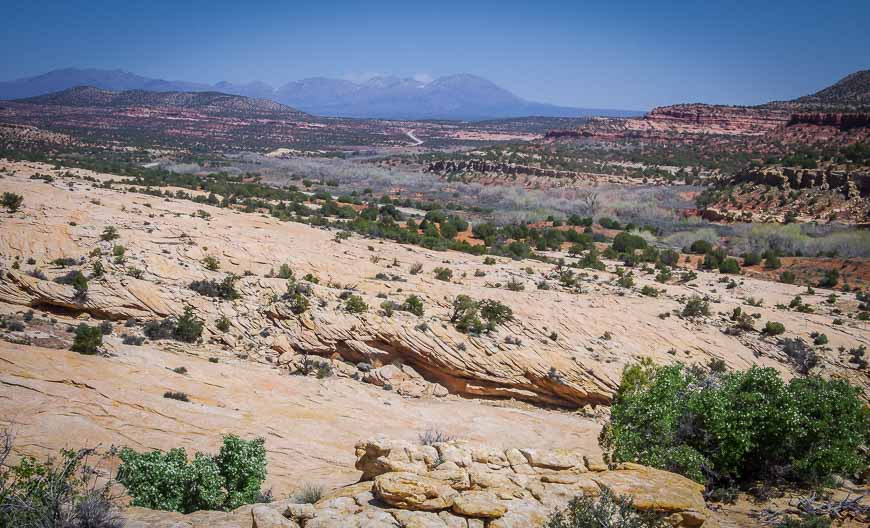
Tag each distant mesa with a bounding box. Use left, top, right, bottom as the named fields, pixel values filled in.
left=0, top=68, right=641, bottom=120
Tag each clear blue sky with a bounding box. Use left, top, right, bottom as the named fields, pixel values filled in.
left=1, top=0, right=868, bottom=110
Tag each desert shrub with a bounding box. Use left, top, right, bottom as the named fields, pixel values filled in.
left=450, top=295, right=513, bottom=334
left=483, top=256, right=497, bottom=265
left=409, top=262, right=423, bottom=275
left=433, top=267, right=453, bottom=281
left=0, top=431, right=123, bottom=528
left=742, top=252, right=761, bottom=266
left=1, top=192, right=23, bottom=212
left=284, top=280, right=312, bottom=315
left=100, top=226, right=119, bottom=242
left=817, top=269, right=839, bottom=288
left=612, top=232, right=647, bottom=253
left=782, top=338, right=818, bottom=375
left=163, top=391, right=190, bottom=402
left=344, top=294, right=368, bottom=313
left=681, top=296, right=710, bottom=319
left=122, top=335, right=144, bottom=346
left=56, top=269, right=89, bottom=300
left=202, top=256, right=220, bottom=271
left=418, top=428, right=455, bottom=445
left=718, top=258, right=741, bottom=274
left=640, top=285, right=659, bottom=297
left=545, top=486, right=666, bottom=528
left=401, top=295, right=424, bottom=316
left=144, top=306, right=203, bottom=343
left=216, top=316, right=231, bottom=332
left=764, top=251, right=782, bottom=270
left=811, top=333, right=828, bottom=346
left=658, top=249, right=679, bottom=267
left=189, top=275, right=239, bottom=300
left=116, top=434, right=267, bottom=513
left=71, top=323, right=102, bottom=354
left=99, top=320, right=113, bottom=335
left=293, top=483, right=323, bottom=504
left=689, top=239, right=713, bottom=254
left=601, top=361, right=869, bottom=488
left=617, top=274, right=634, bottom=288
left=763, top=321, right=786, bottom=336
left=779, top=271, right=796, bottom=284
left=276, top=263, right=294, bottom=279
left=505, top=276, right=525, bottom=291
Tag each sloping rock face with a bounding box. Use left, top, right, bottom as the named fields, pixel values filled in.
left=126, top=438, right=711, bottom=528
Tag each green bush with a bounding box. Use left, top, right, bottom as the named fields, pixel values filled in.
left=101, top=226, right=120, bottom=242
left=718, top=258, right=741, bottom=274
left=344, top=294, right=368, bottom=313
left=681, top=296, right=710, bottom=319
left=189, top=275, right=240, bottom=300
left=600, top=361, right=869, bottom=488
left=71, top=323, right=102, bottom=354
left=763, top=321, right=786, bottom=336
left=0, top=431, right=122, bottom=527
left=145, top=306, right=203, bottom=343
left=117, top=434, right=267, bottom=513
left=689, top=239, right=713, bottom=254
left=612, top=232, right=647, bottom=253
left=401, top=295, right=424, bottom=316
left=779, top=271, right=796, bottom=284
left=450, top=295, right=513, bottom=334
left=202, top=256, right=220, bottom=271
left=1, top=192, right=24, bottom=212
left=433, top=267, right=453, bottom=281
left=546, top=486, right=666, bottom=528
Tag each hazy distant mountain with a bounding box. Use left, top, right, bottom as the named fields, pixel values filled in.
left=0, top=68, right=640, bottom=120
left=19, top=86, right=308, bottom=118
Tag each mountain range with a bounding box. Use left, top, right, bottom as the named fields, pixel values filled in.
left=0, top=68, right=640, bottom=120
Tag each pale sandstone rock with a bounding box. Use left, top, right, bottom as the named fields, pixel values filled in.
left=451, top=491, right=507, bottom=518
left=519, top=447, right=584, bottom=470
left=374, top=472, right=459, bottom=511
left=251, top=504, right=299, bottom=528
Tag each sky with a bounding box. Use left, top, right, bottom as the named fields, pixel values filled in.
left=1, top=0, right=868, bottom=110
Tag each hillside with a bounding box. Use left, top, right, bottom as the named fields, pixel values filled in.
left=768, top=69, right=870, bottom=111
left=17, top=85, right=308, bottom=118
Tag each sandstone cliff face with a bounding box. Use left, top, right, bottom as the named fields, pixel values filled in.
left=787, top=113, right=870, bottom=130
left=732, top=166, right=870, bottom=198
left=124, top=437, right=712, bottom=528
left=644, top=104, right=790, bottom=133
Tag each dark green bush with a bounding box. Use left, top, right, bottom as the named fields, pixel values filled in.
left=344, top=294, right=368, bottom=313
left=689, top=240, right=713, bottom=254
left=71, top=323, right=102, bottom=354
left=612, top=232, right=647, bottom=253
left=116, top=434, right=267, bottom=513
left=450, top=295, right=513, bottom=334
left=401, top=295, right=424, bottom=316
left=763, top=321, right=786, bottom=336
left=601, top=361, right=869, bottom=488
left=718, top=258, right=741, bottom=274
left=189, top=275, right=239, bottom=300
left=1, top=192, right=23, bottom=212
left=144, top=306, right=203, bottom=343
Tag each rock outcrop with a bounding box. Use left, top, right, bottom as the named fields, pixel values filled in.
left=126, top=437, right=712, bottom=528
left=731, top=166, right=870, bottom=198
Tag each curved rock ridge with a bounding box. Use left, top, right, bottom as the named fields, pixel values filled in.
left=125, top=437, right=712, bottom=528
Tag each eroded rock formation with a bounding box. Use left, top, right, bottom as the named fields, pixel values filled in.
left=125, top=437, right=712, bottom=527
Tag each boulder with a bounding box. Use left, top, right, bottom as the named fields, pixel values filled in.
left=373, top=471, right=459, bottom=511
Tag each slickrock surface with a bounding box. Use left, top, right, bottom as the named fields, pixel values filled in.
left=124, top=437, right=712, bottom=527
left=0, top=159, right=867, bottom=509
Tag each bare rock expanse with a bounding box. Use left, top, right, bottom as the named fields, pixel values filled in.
left=1, top=159, right=868, bottom=525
